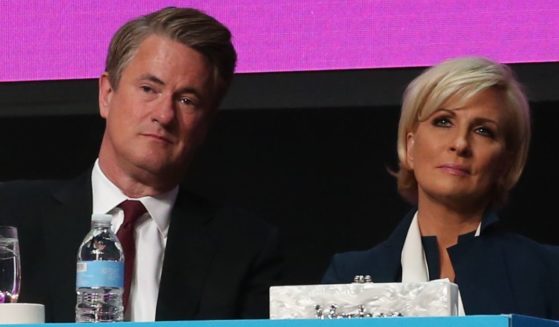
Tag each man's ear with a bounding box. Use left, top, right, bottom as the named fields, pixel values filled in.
left=99, top=73, right=113, bottom=119
left=406, top=132, right=415, bottom=169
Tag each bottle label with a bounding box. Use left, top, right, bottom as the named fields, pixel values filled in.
left=76, top=261, right=124, bottom=288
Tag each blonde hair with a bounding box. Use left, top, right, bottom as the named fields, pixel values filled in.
left=396, top=57, right=531, bottom=207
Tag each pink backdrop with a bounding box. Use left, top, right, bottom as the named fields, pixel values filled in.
left=1, top=0, right=558, bottom=82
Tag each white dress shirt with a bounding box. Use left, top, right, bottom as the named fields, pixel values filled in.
left=91, top=160, right=178, bottom=321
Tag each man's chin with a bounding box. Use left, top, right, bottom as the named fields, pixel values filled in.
left=134, top=161, right=172, bottom=174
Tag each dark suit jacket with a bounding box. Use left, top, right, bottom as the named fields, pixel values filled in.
left=0, top=171, right=283, bottom=322
left=322, top=211, right=559, bottom=319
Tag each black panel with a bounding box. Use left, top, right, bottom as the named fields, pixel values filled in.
left=1, top=62, right=559, bottom=116
left=1, top=103, right=558, bottom=284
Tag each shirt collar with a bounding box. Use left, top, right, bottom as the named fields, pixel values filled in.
left=91, top=159, right=178, bottom=237
left=480, top=210, right=499, bottom=233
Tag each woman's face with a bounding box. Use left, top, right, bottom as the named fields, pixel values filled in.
left=406, top=88, right=509, bottom=209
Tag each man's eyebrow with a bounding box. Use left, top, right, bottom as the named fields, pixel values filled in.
left=138, top=74, right=165, bottom=85
left=176, top=86, right=202, bottom=97
left=137, top=73, right=205, bottom=99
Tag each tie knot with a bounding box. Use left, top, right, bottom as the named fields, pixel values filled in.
left=119, top=200, right=147, bottom=226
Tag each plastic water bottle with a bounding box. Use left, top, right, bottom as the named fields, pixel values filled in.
left=75, top=214, right=124, bottom=322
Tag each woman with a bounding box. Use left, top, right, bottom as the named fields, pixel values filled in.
left=322, top=57, right=559, bottom=319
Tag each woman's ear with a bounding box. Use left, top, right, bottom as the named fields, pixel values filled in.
left=406, top=132, right=415, bottom=170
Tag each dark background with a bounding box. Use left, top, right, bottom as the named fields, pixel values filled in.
left=1, top=64, right=558, bottom=286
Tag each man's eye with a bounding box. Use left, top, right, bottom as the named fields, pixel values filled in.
left=179, top=97, right=195, bottom=106
left=140, top=85, right=155, bottom=93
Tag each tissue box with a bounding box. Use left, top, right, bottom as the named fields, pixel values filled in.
left=270, top=280, right=459, bottom=319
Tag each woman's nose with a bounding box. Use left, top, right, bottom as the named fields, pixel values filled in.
left=449, top=132, right=472, bottom=157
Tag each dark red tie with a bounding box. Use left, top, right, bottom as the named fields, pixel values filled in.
left=116, top=200, right=147, bottom=312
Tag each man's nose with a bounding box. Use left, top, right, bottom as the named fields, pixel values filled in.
left=151, top=95, right=176, bottom=126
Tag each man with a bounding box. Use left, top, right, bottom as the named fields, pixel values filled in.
left=0, top=7, right=282, bottom=322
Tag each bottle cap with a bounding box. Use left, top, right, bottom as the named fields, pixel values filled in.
left=91, top=213, right=112, bottom=223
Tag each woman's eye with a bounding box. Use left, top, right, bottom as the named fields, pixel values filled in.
left=433, top=117, right=452, bottom=127
left=475, top=126, right=495, bottom=138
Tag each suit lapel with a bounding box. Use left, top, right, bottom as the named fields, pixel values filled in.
left=366, top=211, right=415, bottom=283
left=449, top=232, right=515, bottom=315
left=44, top=172, right=93, bottom=322
left=156, top=192, right=217, bottom=320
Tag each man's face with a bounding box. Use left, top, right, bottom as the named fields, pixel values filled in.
left=98, top=35, right=213, bottom=185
